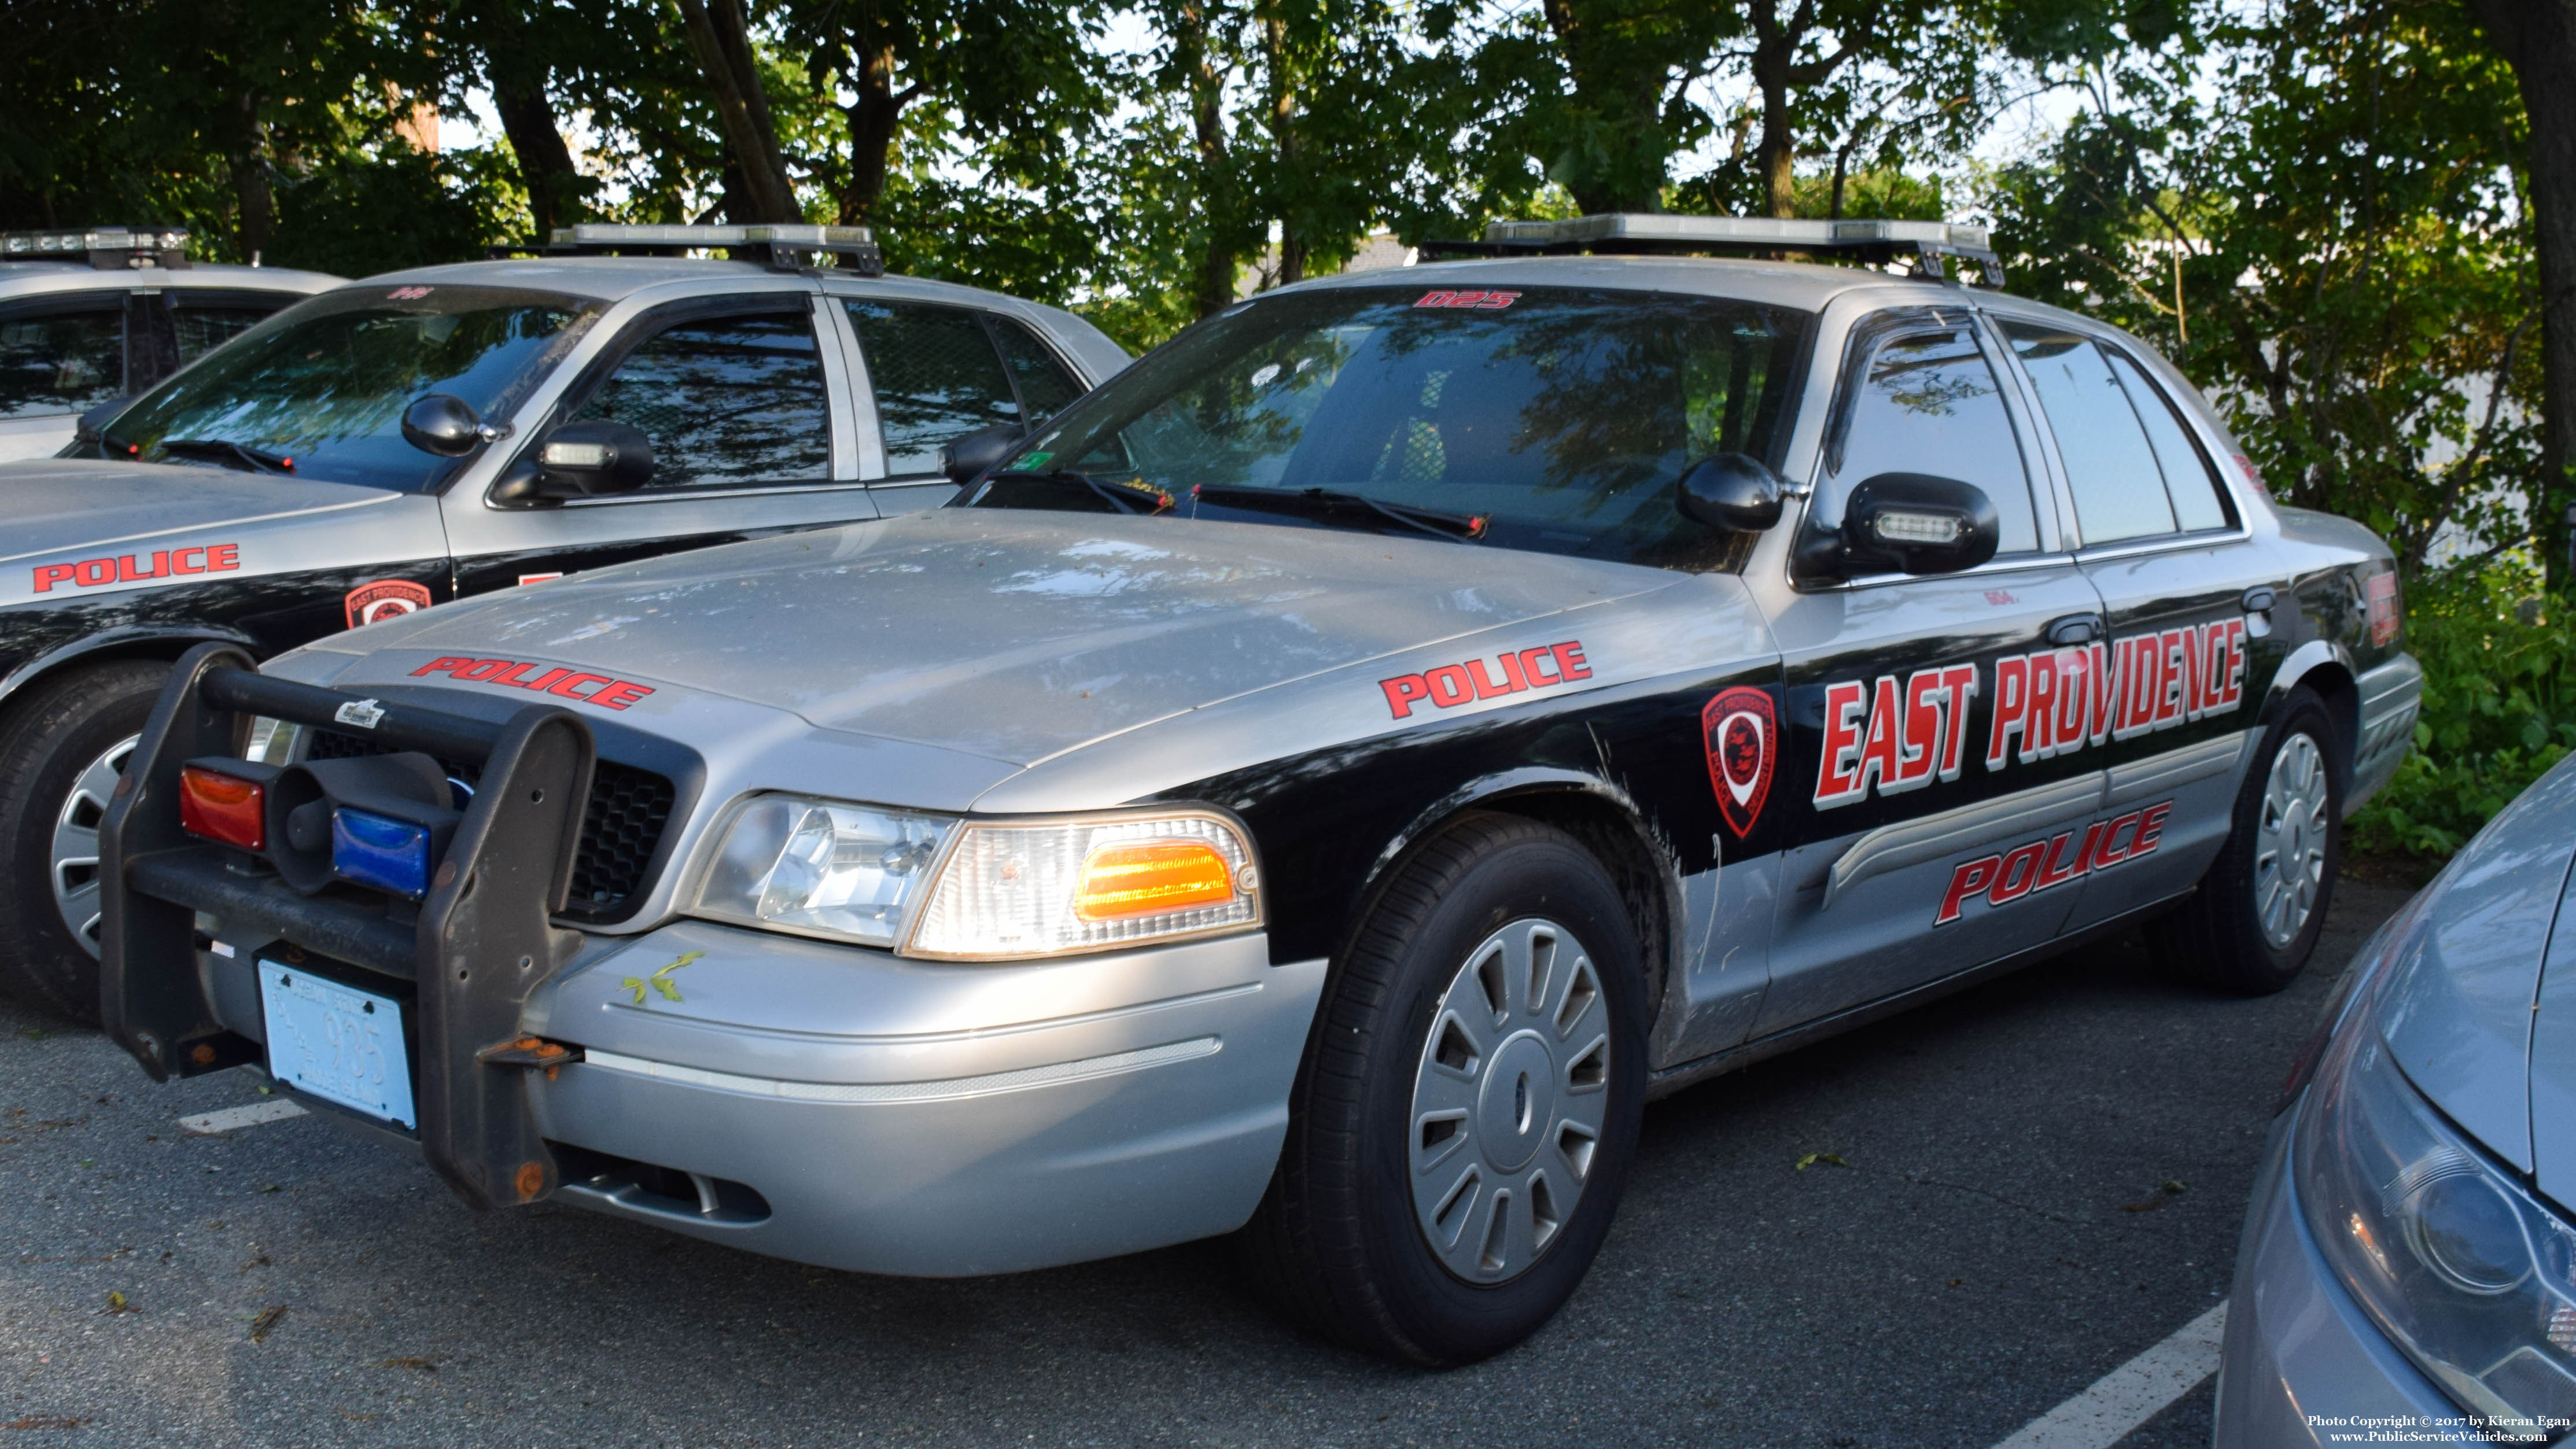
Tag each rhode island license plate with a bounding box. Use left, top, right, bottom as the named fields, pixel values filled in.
left=258, top=960, right=417, bottom=1129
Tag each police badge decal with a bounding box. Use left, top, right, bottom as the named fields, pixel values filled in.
left=1702, top=685, right=1777, bottom=839
left=344, top=578, right=434, bottom=629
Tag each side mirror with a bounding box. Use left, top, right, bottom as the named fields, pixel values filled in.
left=488, top=421, right=654, bottom=507
left=1834, top=473, right=2000, bottom=576
left=75, top=396, right=135, bottom=445
left=400, top=394, right=484, bottom=458
left=1675, top=453, right=1784, bottom=532
left=941, top=421, right=1027, bottom=485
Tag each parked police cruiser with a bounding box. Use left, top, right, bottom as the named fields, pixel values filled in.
left=1, top=223, right=1125, bottom=1017
left=98, top=214, right=2416, bottom=1366
left=0, top=226, right=337, bottom=461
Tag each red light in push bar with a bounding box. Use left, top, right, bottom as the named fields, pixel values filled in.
left=179, top=766, right=266, bottom=850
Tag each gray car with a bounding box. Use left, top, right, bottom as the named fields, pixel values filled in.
left=96, top=215, right=2417, bottom=1366
left=0, top=226, right=338, bottom=461
left=2218, top=751, right=2576, bottom=1444
left=0, top=223, right=1125, bottom=1021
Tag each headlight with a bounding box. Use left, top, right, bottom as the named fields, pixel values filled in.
left=2298, top=1001, right=2576, bottom=1441
left=688, top=797, right=1261, bottom=960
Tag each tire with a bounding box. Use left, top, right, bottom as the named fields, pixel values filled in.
left=2151, top=687, right=2342, bottom=996
left=1239, top=812, right=1649, bottom=1366
left=0, top=659, right=170, bottom=1022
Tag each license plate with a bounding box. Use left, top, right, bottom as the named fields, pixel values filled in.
left=259, top=960, right=417, bottom=1129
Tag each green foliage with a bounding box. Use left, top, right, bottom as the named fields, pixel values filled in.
left=2353, top=562, right=2576, bottom=858
left=268, top=146, right=511, bottom=276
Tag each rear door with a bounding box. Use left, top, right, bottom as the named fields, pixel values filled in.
left=1994, top=318, right=2271, bottom=932
left=1756, top=306, right=2112, bottom=1037
left=835, top=295, right=1090, bottom=515
left=440, top=290, right=880, bottom=597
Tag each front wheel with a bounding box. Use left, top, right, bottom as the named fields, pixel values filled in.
left=1240, top=813, right=1648, bottom=1365
left=2152, top=687, right=2342, bottom=996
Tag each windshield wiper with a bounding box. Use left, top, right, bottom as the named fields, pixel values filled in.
left=154, top=438, right=296, bottom=474
left=1191, top=485, right=1486, bottom=543
left=981, top=469, right=1173, bottom=515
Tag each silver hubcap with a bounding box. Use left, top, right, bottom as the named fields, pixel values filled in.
left=51, top=733, right=138, bottom=958
left=1408, top=917, right=1611, bottom=1284
left=2253, top=731, right=2330, bottom=949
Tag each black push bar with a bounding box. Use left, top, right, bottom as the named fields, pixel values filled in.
left=100, top=643, right=598, bottom=1212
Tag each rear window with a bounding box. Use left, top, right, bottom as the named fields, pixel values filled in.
left=1001, top=286, right=1813, bottom=569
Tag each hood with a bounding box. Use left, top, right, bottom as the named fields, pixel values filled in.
left=0, top=458, right=402, bottom=604
left=320, top=507, right=1681, bottom=766
left=2377, top=753, right=2576, bottom=1181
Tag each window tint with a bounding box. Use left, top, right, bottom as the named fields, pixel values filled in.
left=1825, top=319, right=2040, bottom=554
left=843, top=300, right=1020, bottom=474
left=991, top=318, right=1084, bottom=419
left=0, top=305, right=123, bottom=418
left=172, top=307, right=278, bottom=363
left=2103, top=348, right=2232, bottom=532
left=2002, top=323, right=2174, bottom=544
left=574, top=311, right=829, bottom=490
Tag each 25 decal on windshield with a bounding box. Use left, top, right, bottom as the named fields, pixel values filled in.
left=1814, top=621, right=2248, bottom=809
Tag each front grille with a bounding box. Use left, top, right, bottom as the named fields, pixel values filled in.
left=305, top=728, right=675, bottom=916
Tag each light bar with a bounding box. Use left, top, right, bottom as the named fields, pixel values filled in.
left=1483, top=214, right=1989, bottom=249
left=1, top=226, right=190, bottom=268
left=540, top=223, right=881, bottom=275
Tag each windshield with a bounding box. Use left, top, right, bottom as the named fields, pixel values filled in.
left=100, top=283, right=600, bottom=492
left=981, top=285, right=1812, bottom=569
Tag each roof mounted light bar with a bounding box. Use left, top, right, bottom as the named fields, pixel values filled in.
left=1, top=227, right=191, bottom=270
left=1425, top=213, right=2003, bottom=287
left=490, top=223, right=884, bottom=276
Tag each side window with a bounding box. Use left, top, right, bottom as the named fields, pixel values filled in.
left=991, top=318, right=1085, bottom=420
left=573, top=310, right=830, bottom=491
left=843, top=300, right=1022, bottom=475
left=1825, top=318, right=2041, bottom=555
left=0, top=303, right=124, bottom=418
left=2102, top=348, right=2234, bottom=532
left=172, top=306, right=281, bottom=363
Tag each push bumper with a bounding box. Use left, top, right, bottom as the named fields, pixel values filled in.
left=2215, top=1108, right=2478, bottom=1446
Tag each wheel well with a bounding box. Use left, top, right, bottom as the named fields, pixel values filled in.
left=2291, top=663, right=2360, bottom=790
left=1454, top=789, right=1678, bottom=1024
left=1, top=636, right=211, bottom=716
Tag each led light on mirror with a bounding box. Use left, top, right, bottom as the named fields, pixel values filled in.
left=540, top=441, right=614, bottom=469
left=692, top=796, right=949, bottom=946
left=1871, top=510, right=1962, bottom=545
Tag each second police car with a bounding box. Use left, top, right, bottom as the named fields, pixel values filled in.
left=97, top=214, right=2418, bottom=1366
left=0, top=223, right=1126, bottom=1019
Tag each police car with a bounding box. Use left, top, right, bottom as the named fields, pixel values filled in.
left=1, top=223, right=1125, bottom=1017
left=0, top=227, right=337, bottom=462
left=98, top=214, right=2416, bottom=1366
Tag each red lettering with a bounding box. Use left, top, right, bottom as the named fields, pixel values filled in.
left=1937, top=856, right=2003, bottom=926
left=489, top=662, right=544, bottom=687
left=32, top=563, right=73, bottom=592
left=2157, top=629, right=2190, bottom=725
left=2053, top=648, right=2089, bottom=752
left=1499, top=651, right=1529, bottom=690
left=547, top=672, right=613, bottom=701
left=519, top=667, right=573, bottom=694
left=2087, top=641, right=2119, bottom=747
left=454, top=658, right=511, bottom=681
left=1895, top=671, right=1941, bottom=788
left=116, top=555, right=152, bottom=582
left=1466, top=657, right=1516, bottom=700
left=1988, top=842, right=2048, bottom=904
left=173, top=547, right=206, bottom=575
left=1478, top=291, right=1521, bottom=309
left=2182, top=623, right=2208, bottom=720
left=207, top=544, right=238, bottom=572
left=2222, top=620, right=2247, bottom=707
left=1519, top=647, right=1561, bottom=687
left=1937, top=664, right=1979, bottom=779
left=2070, top=821, right=2110, bottom=873
left=1551, top=641, right=1591, bottom=681
left=1414, top=291, right=1455, bottom=308
left=1381, top=674, right=1431, bottom=718
left=2032, top=831, right=2085, bottom=891
left=2133, top=802, right=2172, bottom=857
left=1816, top=681, right=1868, bottom=806
left=2120, top=639, right=2159, bottom=738
left=589, top=681, right=654, bottom=710
left=1987, top=655, right=2028, bottom=770
left=75, top=559, right=115, bottom=586
left=1426, top=665, right=1474, bottom=708
left=1858, top=676, right=1902, bottom=795
left=2025, top=651, right=2060, bottom=760
left=2094, top=810, right=2143, bottom=868
left=411, top=657, right=473, bottom=677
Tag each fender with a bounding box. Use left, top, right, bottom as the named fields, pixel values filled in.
left=0, top=624, right=258, bottom=709
left=2262, top=636, right=2360, bottom=784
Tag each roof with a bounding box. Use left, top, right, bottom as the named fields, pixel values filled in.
left=0, top=261, right=342, bottom=303
left=1280, top=253, right=1948, bottom=313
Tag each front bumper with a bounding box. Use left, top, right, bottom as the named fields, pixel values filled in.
left=2216, top=1107, right=2479, bottom=1446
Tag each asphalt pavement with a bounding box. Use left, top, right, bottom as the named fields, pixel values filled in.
left=0, top=880, right=2412, bottom=1447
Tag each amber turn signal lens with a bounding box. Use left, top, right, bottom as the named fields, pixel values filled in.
left=1073, top=840, right=1235, bottom=921
left=178, top=765, right=266, bottom=850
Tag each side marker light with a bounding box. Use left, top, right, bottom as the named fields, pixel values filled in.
left=1073, top=840, right=1235, bottom=921
left=178, top=766, right=267, bottom=850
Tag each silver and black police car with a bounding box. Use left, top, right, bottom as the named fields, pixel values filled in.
left=0, top=223, right=1125, bottom=1019
left=97, top=214, right=2417, bottom=1366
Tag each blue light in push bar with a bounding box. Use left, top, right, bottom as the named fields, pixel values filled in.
left=331, top=808, right=432, bottom=897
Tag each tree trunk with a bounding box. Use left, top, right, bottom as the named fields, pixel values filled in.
left=2467, top=0, right=2576, bottom=588
left=674, top=0, right=801, bottom=224
left=838, top=42, right=908, bottom=226
left=229, top=91, right=272, bottom=262
left=1180, top=3, right=1237, bottom=318
left=491, top=66, right=583, bottom=239
left=1749, top=2, right=1801, bottom=219
left=1264, top=14, right=1303, bottom=285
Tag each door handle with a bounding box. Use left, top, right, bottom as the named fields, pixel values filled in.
left=2241, top=585, right=2278, bottom=614
left=2046, top=613, right=2102, bottom=646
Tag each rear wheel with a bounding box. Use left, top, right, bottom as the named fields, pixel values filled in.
left=0, top=660, right=169, bottom=1021
left=2152, top=688, right=2342, bottom=996
left=1239, top=813, right=1648, bottom=1365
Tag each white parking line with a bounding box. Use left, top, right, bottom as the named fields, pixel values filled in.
left=178, top=1100, right=308, bottom=1135
left=1992, top=1301, right=2229, bottom=1449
